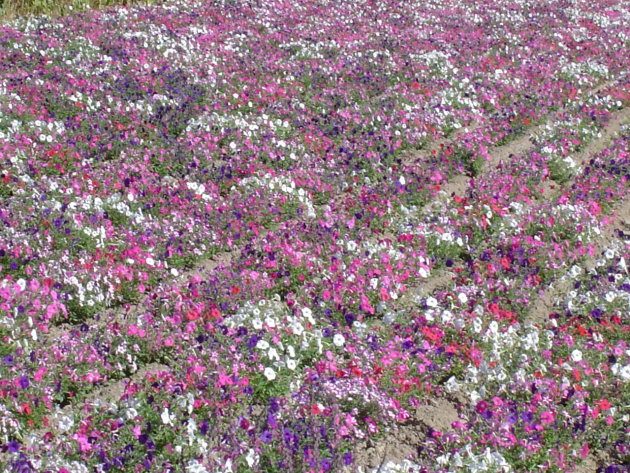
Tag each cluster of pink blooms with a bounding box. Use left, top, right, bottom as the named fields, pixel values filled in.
left=0, top=0, right=628, bottom=472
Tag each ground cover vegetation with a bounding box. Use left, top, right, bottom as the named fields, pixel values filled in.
left=0, top=0, right=629, bottom=472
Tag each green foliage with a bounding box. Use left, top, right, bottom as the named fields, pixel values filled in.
left=0, top=180, right=13, bottom=198
left=1, top=0, right=157, bottom=21
left=64, top=296, right=103, bottom=324
left=104, top=206, right=130, bottom=227
left=0, top=326, right=15, bottom=359
left=547, top=156, right=574, bottom=184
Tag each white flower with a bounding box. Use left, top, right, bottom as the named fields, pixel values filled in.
left=186, top=460, right=209, bottom=473
left=291, top=321, right=304, bottom=336
left=57, top=415, right=74, bottom=432
left=124, top=408, right=138, bottom=420
left=161, top=408, right=173, bottom=425
left=436, top=454, right=451, bottom=466
left=302, top=307, right=316, bottom=325
left=256, top=339, right=270, bottom=350
left=268, top=348, right=280, bottom=361
left=488, top=320, right=498, bottom=334
left=569, top=265, right=582, bottom=277
left=426, top=296, right=438, bottom=308
left=146, top=257, right=155, bottom=266
left=286, top=358, right=297, bottom=370
left=263, top=367, right=276, bottom=381
left=571, top=349, right=583, bottom=363
left=245, top=449, right=258, bottom=467
left=16, top=279, right=26, bottom=292
left=458, top=293, right=468, bottom=304
left=333, top=334, right=345, bottom=347
left=252, top=318, right=263, bottom=329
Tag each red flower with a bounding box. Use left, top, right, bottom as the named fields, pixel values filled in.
left=186, top=309, right=200, bottom=321
left=597, top=399, right=611, bottom=410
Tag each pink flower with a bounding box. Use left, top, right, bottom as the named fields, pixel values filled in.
left=74, top=433, right=92, bottom=452
left=33, top=367, right=47, bottom=382
left=540, top=411, right=554, bottom=424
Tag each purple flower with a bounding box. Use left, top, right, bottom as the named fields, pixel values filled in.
left=199, top=421, right=209, bottom=436
left=11, top=454, right=33, bottom=473
left=344, top=452, right=353, bottom=465
left=261, top=430, right=272, bottom=443
left=18, top=377, right=29, bottom=389
left=268, top=413, right=278, bottom=429
left=247, top=335, right=259, bottom=348
left=7, top=441, right=20, bottom=453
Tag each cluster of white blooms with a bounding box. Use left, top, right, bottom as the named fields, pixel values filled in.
left=23, top=118, right=66, bottom=143
left=102, top=191, right=147, bottom=225
left=560, top=61, right=610, bottom=86
left=435, top=76, right=483, bottom=115
left=228, top=297, right=288, bottom=328
left=186, top=459, right=211, bottom=473
left=436, top=446, right=511, bottom=473
left=409, top=50, right=452, bottom=76
left=238, top=173, right=317, bottom=218
left=228, top=299, right=307, bottom=373
left=63, top=271, right=108, bottom=308
left=561, top=240, right=630, bottom=314
left=534, top=116, right=604, bottom=178
left=0, top=404, right=22, bottom=444
left=278, top=38, right=341, bottom=61
left=611, top=359, right=630, bottom=382
left=0, top=115, right=24, bottom=141
left=186, top=181, right=212, bottom=201
left=581, top=92, right=624, bottom=112
left=0, top=80, right=23, bottom=141
left=355, top=459, right=424, bottom=473
left=122, top=93, right=180, bottom=117
left=449, top=322, right=552, bottom=401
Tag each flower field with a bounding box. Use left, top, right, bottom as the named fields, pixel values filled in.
left=0, top=0, right=629, bottom=471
